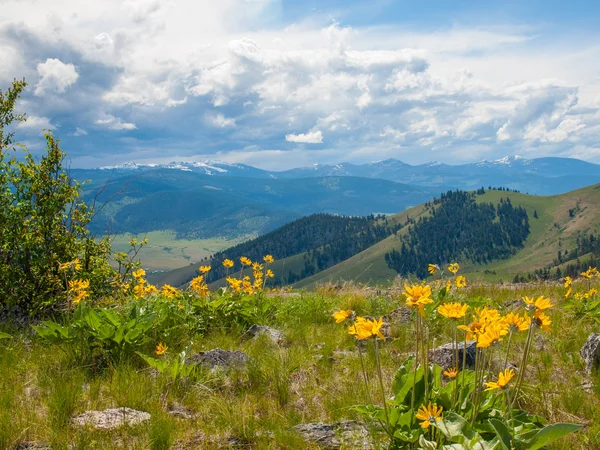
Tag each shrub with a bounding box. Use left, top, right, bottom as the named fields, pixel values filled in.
left=0, top=80, right=115, bottom=316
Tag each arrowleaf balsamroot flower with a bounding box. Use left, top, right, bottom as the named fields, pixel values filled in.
left=415, top=403, right=443, bottom=429
left=155, top=343, right=168, bottom=355
left=161, top=284, right=179, bottom=299
left=533, top=310, right=552, bottom=331
left=333, top=310, right=353, bottom=323
left=263, top=254, right=274, bottom=264
left=523, top=296, right=553, bottom=311
left=199, top=265, right=211, bottom=274
left=443, top=368, right=459, bottom=378
left=476, top=324, right=505, bottom=348
left=455, top=275, right=467, bottom=289
left=348, top=317, right=385, bottom=340
left=564, top=276, right=572, bottom=288
left=438, top=302, right=469, bottom=320
left=428, top=264, right=438, bottom=275
left=448, top=262, right=460, bottom=274
left=504, top=313, right=530, bottom=333
left=222, top=259, right=234, bottom=269
left=404, top=284, right=433, bottom=317
left=240, top=256, right=252, bottom=266
left=484, top=368, right=515, bottom=391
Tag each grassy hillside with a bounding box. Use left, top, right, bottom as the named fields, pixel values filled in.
left=298, top=184, right=600, bottom=287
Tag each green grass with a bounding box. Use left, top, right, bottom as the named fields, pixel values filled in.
left=109, top=231, right=250, bottom=271
left=2, top=279, right=600, bottom=448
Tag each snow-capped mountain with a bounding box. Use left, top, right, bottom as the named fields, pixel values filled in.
left=86, top=156, right=600, bottom=195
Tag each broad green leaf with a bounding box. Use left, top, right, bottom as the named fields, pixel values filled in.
left=0, top=332, right=11, bottom=339
left=521, top=423, right=583, bottom=450
left=488, top=419, right=513, bottom=450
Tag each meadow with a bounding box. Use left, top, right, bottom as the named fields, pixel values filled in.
left=1, top=259, right=599, bottom=450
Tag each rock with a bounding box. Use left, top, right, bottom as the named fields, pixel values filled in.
left=383, top=307, right=412, bottom=324
left=188, top=348, right=250, bottom=370
left=15, top=443, right=52, bottom=450
left=580, top=333, right=600, bottom=374
left=293, top=421, right=372, bottom=450
left=72, top=407, right=150, bottom=430
left=247, top=325, right=285, bottom=344
left=168, top=404, right=195, bottom=420
left=429, top=341, right=477, bottom=371
left=502, top=299, right=523, bottom=310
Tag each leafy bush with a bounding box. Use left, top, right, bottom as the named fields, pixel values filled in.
left=0, top=80, right=115, bottom=316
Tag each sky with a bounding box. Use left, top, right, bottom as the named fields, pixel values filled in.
left=2, top=0, right=600, bottom=170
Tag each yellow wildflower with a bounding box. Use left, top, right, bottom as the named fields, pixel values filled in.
left=533, top=310, right=552, bottom=331
left=415, top=403, right=443, bottom=429
left=443, top=368, right=459, bottom=379
left=448, top=263, right=460, bottom=274
left=132, top=268, right=146, bottom=279
left=484, top=369, right=515, bottom=391
left=199, top=265, right=211, bottom=274
left=477, top=324, right=505, bottom=348
left=565, top=288, right=572, bottom=299
left=226, top=276, right=242, bottom=293
left=404, top=284, right=433, bottom=317
left=155, top=343, right=168, bottom=355
left=263, top=255, right=275, bottom=264
left=455, top=276, right=467, bottom=289
left=428, top=264, right=438, bottom=275
left=564, top=276, right=572, bottom=288
left=347, top=317, right=385, bottom=340
left=523, top=296, right=553, bottom=311
left=438, top=302, right=469, bottom=320
left=222, top=259, right=234, bottom=269
left=266, top=269, right=275, bottom=278
left=59, top=258, right=82, bottom=272
left=332, top=310, right=353, bottom=323
left=240, top=257, right=252, bottom=266
left=503, top=313, right=530, bottom=333
left=161, top=284, right=179, bottom=299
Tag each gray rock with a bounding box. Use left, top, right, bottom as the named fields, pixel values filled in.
left=429, top=341, right=477, bottom=371
left=247, top=325, right=285, bottom=344
left=580, top=333, right=600, bottom=374
left=72, top=407, right=150, bottom=430
left=188, top=348, right=250, bottom=370
left=293, top=421, right=372, bottom=449
left=168, top=404, right=195, bottom=420
left=15, top=443, right=52, bottom=450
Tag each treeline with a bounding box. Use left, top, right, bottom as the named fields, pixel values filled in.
left=385, top=190, right=530, bottom=278
left=513, top=232, right=600, bottom=282
left=204, top=213, right=401, bottom=284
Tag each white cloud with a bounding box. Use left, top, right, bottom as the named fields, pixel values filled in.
left=16, top=115, right=56, bottom=132
left=95, top=114, right=137, bottom=130
left=206, top=113, right=236, bottom=128
left=73, top=127, right=88, bottom=136
left=285, top=130, right=323, bottom=144
left=34, top=58, right=79, bottom=96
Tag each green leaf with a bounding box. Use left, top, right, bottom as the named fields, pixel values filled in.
left=0, top=332, right=12, bottom=339
left=488, top=419, right=513, bottom=450
left=520, top=423, right=583, bottom=450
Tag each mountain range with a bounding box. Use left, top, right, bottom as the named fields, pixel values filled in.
left=92, top=155, right=600, bottom=195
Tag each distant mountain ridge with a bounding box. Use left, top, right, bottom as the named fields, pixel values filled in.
left=89, top=156, right=600, bottom=195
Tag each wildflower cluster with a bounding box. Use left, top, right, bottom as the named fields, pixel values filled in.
left=563, top=266, right=599, bottom=320
left=131, top=268, right=159, bottom=299
left=225, top=255, right=276, bottom=295
left=68, top=279, right=89, bottom=304
left=428, top=261, right=467, bottom=292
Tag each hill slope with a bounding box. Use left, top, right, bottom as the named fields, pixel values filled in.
left=296, top=184, right=600, bottom=287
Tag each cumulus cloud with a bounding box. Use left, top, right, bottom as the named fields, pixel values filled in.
left=2, top=0, right=600, bottom=167
left=206, top=113, right=237, bottom=128
left=73, top=127, right=88, bottom=136
left=95, top=114, right=137, bottom=131
left=34, top=58, right=79, bottom=96
left=286, top=130, right=323, bottom=144
left=17, top=115, right=56, bottom=131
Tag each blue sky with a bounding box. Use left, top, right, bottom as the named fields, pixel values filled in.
left=1, top=0, right=600, bottom=169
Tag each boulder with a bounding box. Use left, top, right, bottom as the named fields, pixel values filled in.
left=72, top=407, right=150, bottom=430
left=293, top=421, right=372, bottom=449
left=580, top=333, right=600, bottom=374
left=247, top=325, right=285, bottom=345
left=188, top=348, right=250, bottom=370
left=429, top=341, right=477, bottom=371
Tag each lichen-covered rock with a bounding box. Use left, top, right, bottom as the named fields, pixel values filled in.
left=293, top=421, right=372, bottom=449
left=188, top=348, right=250, bottom=370
left=429, top=341, right=477, bottom=371
left=247, top=325, right=285, bottom=344
left=72, top=407, right=150, bottom=430
left=580, top=333, right=600, bottom=374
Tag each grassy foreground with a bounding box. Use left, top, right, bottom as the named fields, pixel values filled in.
left=1, top=278, right=600, bottom=449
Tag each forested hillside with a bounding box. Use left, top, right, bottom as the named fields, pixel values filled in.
left=385, top=190, right=530, bottom=278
